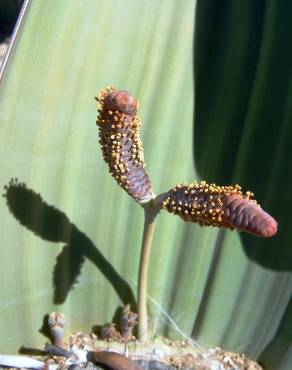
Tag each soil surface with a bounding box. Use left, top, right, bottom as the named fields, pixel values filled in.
left=32, top=332, right=264, bottom=370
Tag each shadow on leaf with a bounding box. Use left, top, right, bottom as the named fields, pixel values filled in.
left=3, top=178, right=136, bottom=308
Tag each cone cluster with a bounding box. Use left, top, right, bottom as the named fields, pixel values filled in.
left=95, top=87, right=277, bottom=238
left=96, top=86, right=154, bottom=203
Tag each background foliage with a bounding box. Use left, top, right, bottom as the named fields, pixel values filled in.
left=0, top=1, right=291, bottom=369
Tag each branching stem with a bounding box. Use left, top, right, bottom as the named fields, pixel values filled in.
left=137, top=193, right=168, bottom=343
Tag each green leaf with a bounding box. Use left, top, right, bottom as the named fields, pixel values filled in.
left=0, top=1, right=291, bottom=369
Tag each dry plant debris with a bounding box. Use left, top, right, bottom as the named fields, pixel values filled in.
left=60, top=332, right=264, bottom=370
left=0, top=307, right=265, bottom=370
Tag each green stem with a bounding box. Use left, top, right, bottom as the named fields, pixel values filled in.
left=137, top=194, right=167, bottom=343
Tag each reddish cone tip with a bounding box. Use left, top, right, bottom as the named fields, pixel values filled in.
left=104, top=90, right=137, bottom=115
left=260, top=216, right=278, bottom=237
left=222, top=194, right=278, bottom=238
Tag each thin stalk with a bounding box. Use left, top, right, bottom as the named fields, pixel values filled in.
left=137, top=193, right=167, bottom=343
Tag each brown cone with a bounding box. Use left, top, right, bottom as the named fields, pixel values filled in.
left=96, top=86, right=154, bottom=203
left=163, top=181, right=277, bottom=237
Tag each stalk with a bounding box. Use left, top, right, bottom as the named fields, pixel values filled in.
left=137, top=194, right=167, bottom=343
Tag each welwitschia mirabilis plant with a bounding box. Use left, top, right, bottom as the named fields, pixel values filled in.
left=96, top=86, right=277, bottom=343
